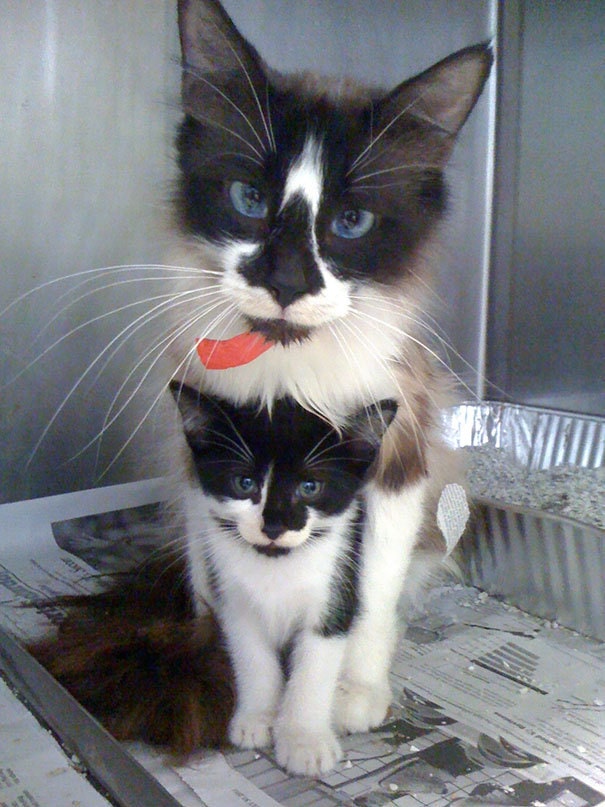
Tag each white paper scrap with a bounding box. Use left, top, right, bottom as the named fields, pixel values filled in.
left=0, top=678, right=111, bottom=807
left=176, top=753, right=282, bottom=807
left=437, top=482, right=470, bottom=554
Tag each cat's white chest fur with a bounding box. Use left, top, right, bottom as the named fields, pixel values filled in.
left=169, top=251, right=410, bottom=421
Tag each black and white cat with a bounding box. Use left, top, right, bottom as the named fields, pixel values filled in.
left=171, top=382, right=397, bottom=774
left=165, top=0, right=491, bottom=768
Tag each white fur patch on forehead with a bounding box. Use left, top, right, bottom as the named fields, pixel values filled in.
left=280, top=136, right=324, bottom=217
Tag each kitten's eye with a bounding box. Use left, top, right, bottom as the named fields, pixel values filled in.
left=231, top=475, right=258, bottom=498
left=296, top=479, right=323, bottom=501
left=229, top=181, right=268, bottom=219
left=331, top=209, right=375, bottom=239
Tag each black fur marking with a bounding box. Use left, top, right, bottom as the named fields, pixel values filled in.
left=247, top=317, right=312, bottom=346
left=318, top=508, right=364, bottom=637
left=171, top=387, right=384, bottom=526
left=175, top=91, right=448, bottom=287
left=254, top=544, right=292, bottom=558
left=240, top=196, right=325, bottom=307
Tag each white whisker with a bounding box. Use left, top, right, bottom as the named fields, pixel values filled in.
left=349, top=298, right=480, bottom=402
left=204, top=19, right=275, bottom=154
left=183, top=65, right=266, bottom=159
left=348, top=94, right=421, bottom=175
left=352, top=162, right=441, bottom=184
left=93, top=299, right=256, bottom=479
left=334, top=314, right=428, bottom=459
left=0, top=263, right=218, bottom=321
left=25, top=286, right=227, bottom=466
left=303, top=428, right=337, bottom=467
left=35, top=273, right=215, bottom=344
left=89, top=295, right=241, bottom=468
left=72, top=296, right=236, bottom=465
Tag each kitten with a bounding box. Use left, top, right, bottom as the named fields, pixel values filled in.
left=171, top=381, right=397, bottom=774
left=165, top=0, right=492, bottom=758
left=31, top=386, right=396, bottom=775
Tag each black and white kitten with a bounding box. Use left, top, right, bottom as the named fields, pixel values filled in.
left=165, top=0, right=492, bottom=766
left=31, top=386, right=397, bottom=771
left=171, top=382, right=396, bottom=774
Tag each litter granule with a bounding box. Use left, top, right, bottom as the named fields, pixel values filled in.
left=465, top=446, right=605, bottom=530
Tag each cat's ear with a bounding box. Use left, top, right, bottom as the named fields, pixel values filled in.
left=169, top=380, right=211, bottom=442
left=178, top=0, right=264, bottom=77
left=345, top=399, right=398, bottom=463
left=374, top=43, right=492, bottom=157
left=178, top=0, right=271, bottom=147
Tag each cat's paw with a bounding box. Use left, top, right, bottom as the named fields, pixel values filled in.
left=273, top=725, right=342, bottom=777
left=228, top=710, right=274, bottom=749
left=333, top=679, right=392, bottom=734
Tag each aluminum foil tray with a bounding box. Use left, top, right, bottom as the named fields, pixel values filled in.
left=445, top=402, right=605, bottom=641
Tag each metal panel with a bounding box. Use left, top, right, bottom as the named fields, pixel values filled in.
left=448, top=401, right=605, bottom=640
left=0, top=0, right=179, bottom=503
left=487, top=0, right=605, bottom=416
left=463, top=504, right=605, bottom=641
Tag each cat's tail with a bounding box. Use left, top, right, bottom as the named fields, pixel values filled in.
left=28, top=556, right=234, bottom=755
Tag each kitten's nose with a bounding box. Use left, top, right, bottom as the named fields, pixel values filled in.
left=262, top=522, right=285, bottom=541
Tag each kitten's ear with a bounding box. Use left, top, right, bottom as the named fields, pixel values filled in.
left=178, top=0, right=270, bottom=143
left=346, top=399, right=398, bottom=463
left=374, top=43, right=492, bottom=155
left=169, top=380, right=210, bottom=441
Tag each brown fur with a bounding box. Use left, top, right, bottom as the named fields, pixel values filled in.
left=28, top=556, right=235, bottom=755
left=373, top=343, right=439, bottom=491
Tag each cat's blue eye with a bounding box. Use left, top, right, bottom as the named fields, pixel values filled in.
left=231, top=475, right=258, bottom=498
left=229, top=181, right=268, bottom=219
left=331, top=209, right=375, bottom=239
left=296, top=479, right=323, bottom=501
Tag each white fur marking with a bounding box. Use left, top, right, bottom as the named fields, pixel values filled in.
left=335, top=479, right=428, bottom=733
left=281, top=137, right=324, bottom=217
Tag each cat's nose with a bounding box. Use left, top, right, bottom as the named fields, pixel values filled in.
left=262, top=522, right=285, bottom=541
left=268, top=280, right=305, bottom=309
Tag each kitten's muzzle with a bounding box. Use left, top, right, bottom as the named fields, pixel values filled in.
left=262, top=522, right=286, bottom=542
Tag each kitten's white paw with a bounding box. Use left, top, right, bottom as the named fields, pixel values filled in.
left=228, top=710, right=274, bottom=749
left=273, top=725, right=342, bottom=776
left=334, top=679, right=392, bottom=734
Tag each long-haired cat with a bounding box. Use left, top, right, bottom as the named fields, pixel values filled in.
left=32, top=0, right=492, bottom=778
left=166, top=0, right=491, bottom=759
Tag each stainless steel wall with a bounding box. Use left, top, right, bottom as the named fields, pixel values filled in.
left=0, top=0, right=180, bottom=503
left=0, top=1, right=495, bottom=503
left=488, top=0, right=605, bottom=417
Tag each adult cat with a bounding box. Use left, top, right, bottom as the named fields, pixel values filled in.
left=165, top=0, right=492, bottom=762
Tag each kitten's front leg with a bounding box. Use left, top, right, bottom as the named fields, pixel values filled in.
left=221, top=606, right=283, bottom=750
left=335, top=480, right=426, bottom=734
left=273, top=631, right=345, bottom=776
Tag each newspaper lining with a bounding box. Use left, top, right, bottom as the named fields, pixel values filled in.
left=1, top=480, right=604, bottom=806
